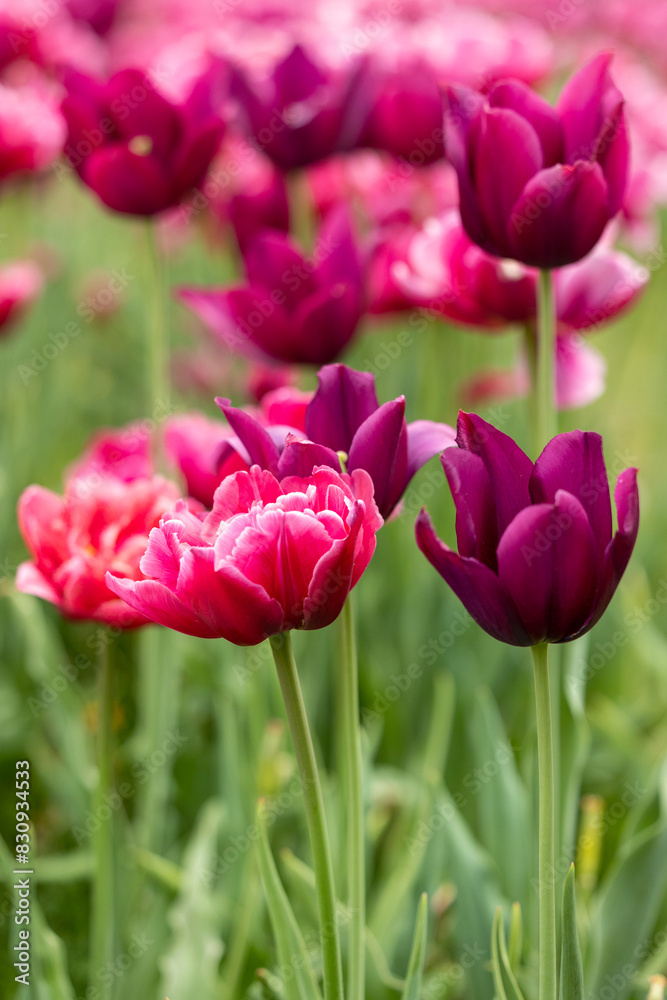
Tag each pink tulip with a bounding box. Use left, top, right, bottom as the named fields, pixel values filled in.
left=0, top=260, right=44, bottom=335
left=0, top=82, right=66, bottom=181
left=106, top=465, right=382, bottom=643
left=16, top=475, right=184, bottom=628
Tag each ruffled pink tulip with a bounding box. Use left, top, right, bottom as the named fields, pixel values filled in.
left=0, top=82, right=66, bottom=181
left=16, top=475, right=183, bottom=628
left=105, top=465, right=382, bottom=643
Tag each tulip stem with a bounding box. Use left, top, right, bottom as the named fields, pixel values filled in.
left=339, top=597, right=365, bottom=1000
left=531, top=642, right=557, bottom=1000
left=270, top=632, right=344, bottom=1000
left=90, top=634, right=116, bottom=998
left=145, top=220, right=170, bottom=471
left=536, top=269, right=557, bottom=452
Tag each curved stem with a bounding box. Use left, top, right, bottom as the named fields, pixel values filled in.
left=270, top=633, right=344, bottom=1000
left=531, top=643, right=557, bottom=1000
left=339, top=597, right=365, bottom=1000
left=536, top=269, right=557, bottom=453
left=90, top=634, right=116, bottom=997
left=145, top=220, right=170, bottom=471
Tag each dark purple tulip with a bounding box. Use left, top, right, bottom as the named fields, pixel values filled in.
left=61, top=63, right=227, bottom=216
left=214, top=364, right=455, bottom=520
left=416, top=412, right=639, bottom=646
left=230, top=44, right=370, bottom=171
left=360, top=58, right=445, bottom=164
left=179, top=207, right=365, bottom=366
left=445, top=54, right=629, bottom=268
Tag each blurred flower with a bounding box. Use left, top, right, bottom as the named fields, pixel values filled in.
left=16, top=474, right=183, bottom=628
left=179, top=206, right=365, bottom=365
left=61, top=61, right=226, bottom=215
left=230, top=42, right=370, bottom=171
left=67, top=0, right=121, bottom=36
left=105, top=465, right=382, bottom=643
left=217, top=363, right=456, bottom=519
left=395, top=210, right=648, bottom=330
left=0, top=260, right=44, bottom=335
left=445, top=53, right=629, bottom=267
left=0, top=81, right=66, bottom=181
left=359, top=57, right=444, bottom=164
left=416, top=412, right=639, bottom=645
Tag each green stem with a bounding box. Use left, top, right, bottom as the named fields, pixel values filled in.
left=269, top=633, right=344, bottom=1000
left=536, top=269, right=557, bottom=453
left=339, top=598, right=365, bottom=1000
left=145, top=221, right=170, bottom=471
left=90, top=635, right=116, bottom=996
left=531, top=643, right=557, bottom=1000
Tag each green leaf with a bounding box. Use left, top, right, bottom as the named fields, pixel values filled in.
left=587, top=820, right=667, bottom=1000
left=508, top=903, right=523, bottom=972
left=491, top=907, right=524, bottom=1000
left=402, top=893, right=428, bottom=1000
left=256, top=801, right=323, bottom=1000
left=560, top=865, right=584, bottom=1000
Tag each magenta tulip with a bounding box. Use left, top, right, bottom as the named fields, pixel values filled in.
left=416, top=412, right=639, bottom=645
left=230, top=43, right=369, bottom=171
left=0, top=261, right=44, bottom=335
left=105, top=465, right=382, bottom=644
left=61, top=62, right=226, bottom=215
left=16, top=475, right=183, bottom=628
left=179, top=207, right=365, bottom=365
left=360, top=58, right=445, bottom=164
left=0, top=82, right=66, bottom=182
left=445, top=54, right=629, bottom=267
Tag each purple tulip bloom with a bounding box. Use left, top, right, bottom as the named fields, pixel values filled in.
left=230, top=44, right=370, bottom=171
left=179, top=207, right=365, bottom=366
left=445, top=53, right=629, bottom=268
left=360, top=58, right=445, bottom=164
left=214, top=364, right=456, bottom=520
left=416, top=412, right=639, bottom=646
left=61, top=63, right=226, bottom=216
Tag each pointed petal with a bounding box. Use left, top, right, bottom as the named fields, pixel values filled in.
left=84, top=146, right=172, bottom=215
left=509, top=161, right=609, bottom=269
left=202, top=466, right=282, bottom=542
left=306, top=363, right=379, bottom=452
left=530, top=430, right=611, bottom=563
left=415, top=508, right=531, bottom=645
left=277, top=439, right=341, bottom=479
left=405, top=420, right=457, bottom=483
left=456, top=411, right=534, bottom=536
left=348, top=398, right=408, bottom=518
left=105, top=573, right=219, bottom=638
left=215, top=398, right=281, bottom=474
left=496, top=490, right=598, bottom=643
left=443, top=85, right=489, bottom=249
left=488, top=80, right=563, bottom=166
left=440, top=448, right=498, bottom=569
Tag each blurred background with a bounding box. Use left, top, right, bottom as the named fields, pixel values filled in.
left=1, top=1, right=667, bottom=998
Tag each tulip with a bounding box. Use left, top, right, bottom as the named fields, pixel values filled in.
left=0, top=260, right=44, bottom=335
left=230, top=43, right=369, bottom=171
left=179, top=206, right=365, bottom=365
left=16, top=474, right=183, bottom=628
left=61, top=62, right=226, bottom=215
left=445, top=53, right=629, bottom=267
left=214, top=364, right=456, bottom=519
left=360, top=58, right=445, bottom=164
left=105, top=465, right=382, bottom=643
left=416, top=412, right=639, bottom=646
left=0, top=82, right=66, bottom=181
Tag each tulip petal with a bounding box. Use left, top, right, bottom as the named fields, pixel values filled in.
left=106, top=69, right=181, bottom=157
left=15, top=562, right=61, bottom=604
left=443, top=85, right=489, bottom=249
left=555, top=246, right=648, bottom=332
left=303, top=499, right=364, bottom=629
left=348, top=398, right=408, bottom=518
left=203, top=466, right=283, bottom=541
left=488, top=80, right=564, bottom=167
left=171, top=119, right=225, bottom=196
left=306, top=363, right=379, bottom=452
left=530, top=430, right=611, bottom=563
left=440, top=448, right=498, bottom=569
left=277, top=439, right=341, bottom=479
left=84, top=146, right=172, bottom=215
left=496, top=490, right=598, bottom=643
left=456, top=411, right=533, bottom=536
left=289, top=283, right=362, bottom=364
left=474, top=106, right=544, bottom=255
left=508, top=160, right=609, bottom=269
left=415, top=508, right=531, bottom=645
left=105, top=572, right=220, bottom=638
left=243, top=231, right=315, bottom=308
left=555, top=336, right=606, bottom=411
left=178, top=286, right=290, bottom=360
left=177, top=546, right=285, bottom=644
left=215, top=398, right=281, bottom=474
left=405, top=419, right=457, bottom=484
